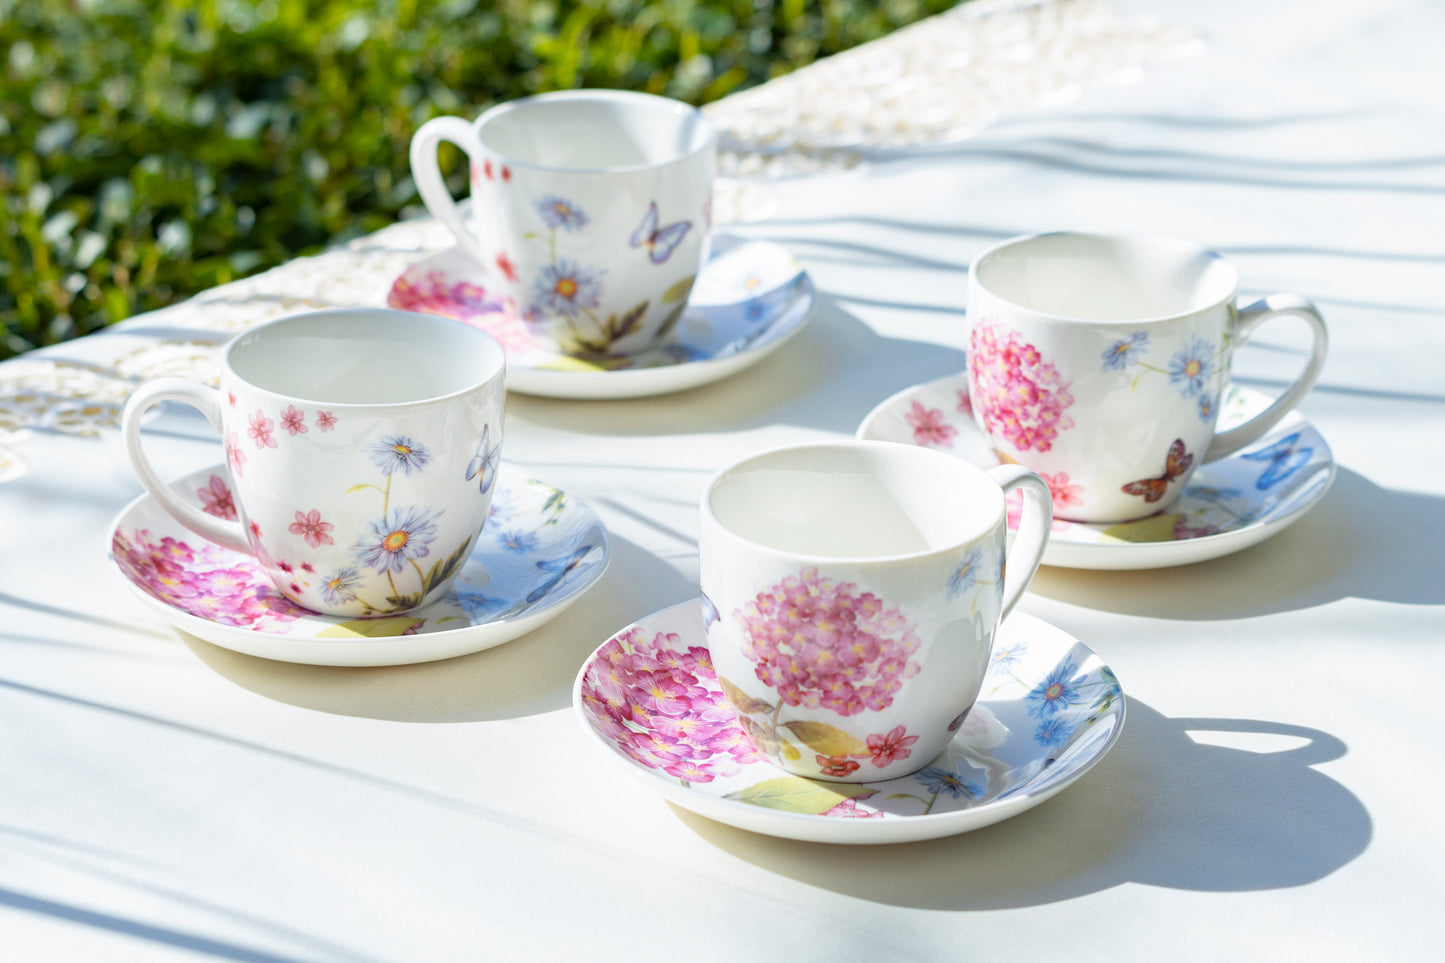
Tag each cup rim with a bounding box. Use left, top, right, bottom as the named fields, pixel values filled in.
left=471, top=89, right=718, bottom=175
left=969, top=230, right=1241, bottom=324
left=701, top=440, right=1005, bottom=565
left=221, top=308, right=506, bottom=409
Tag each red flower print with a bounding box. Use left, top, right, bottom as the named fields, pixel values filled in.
left=197, top=474, right=237, bottom=521
left=225, top=431, right=246, bottom=478
left=315, top=410, right=337, bottom=432
left=818, top=755, right=861, bottom=778
left=247, top=410, right=277, bottom=449
left=866, top=724, right=919, bottom=768
left=904, top=400, right=957, bottom=448
left=280, top=405, right=307, bottom=436
left=483, top=159, right=494, bottom=180
left=279, top=561, right=293, bottom=573
left=227, top=391, right=236, bottom=407
left=501, top=165, right=511, bottom=181
left=249, top=520, right=262, bottom=538
left=288, top=509, right=335, bottom=548
left=495, top=252, right=517, bottom=282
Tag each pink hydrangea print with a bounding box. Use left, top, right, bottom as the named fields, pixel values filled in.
left=288, top=509, right=335, bottom=549
left=388, top=271, right=539, bottom=355
left=578, top=627, right=766, bottom=784
left=734, top=568, right=921, bottom=717
left=280, top=405, right=307, bottom=436
left=197, top=474, right=237, bottom=521
left=968, top=319, right=1075, bottom=453
left=904, top=400, right=958, bottom=448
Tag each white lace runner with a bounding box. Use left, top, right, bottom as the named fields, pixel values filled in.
left=0, top=0, right=1199, bottom=446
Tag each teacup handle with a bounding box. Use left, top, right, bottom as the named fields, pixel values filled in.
left=410, top=116, right=492, bottom=269
left=986, top=465, right=1053, bottom=620
left=1205, top=294, right=1328, bottom=462
left=121, top=378, right=252, bottom=554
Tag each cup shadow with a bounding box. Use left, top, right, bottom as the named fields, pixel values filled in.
left=1028, top=467, right=1445, bottom=618
left=507, top=297, right=967, bottom=439
left=672, top=699, right=1370, bottom=909
left=182, top=534, right=694, bottom=722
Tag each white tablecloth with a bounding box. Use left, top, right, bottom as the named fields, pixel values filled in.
left=3, top=0, right=1442, bottom=959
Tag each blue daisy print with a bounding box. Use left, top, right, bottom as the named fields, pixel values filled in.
left=1036, top=716, right=1076, bottom=748
left=990, top=642, right=1026, bottom=673
left=1101, top=331, right=1151, bottom=371
left=367, top=435, right=431, bottom=476
left=915, top=766, right=983, bottom=800
left=1196, top=391, right=1219, bottom=423
left=353, top=506, right=442, bottom=574
left=534, top=195, right=589, bottom=231
left=1026, top=660, right=1082, bottom=718
left=534, top=260, right=604, bottom=318
left=945, top=547, right=984, bottom=599
left=1168, top=335, right=1216, bottom=399
left=319, top=566, right=362, bottom=606
left=496, top=529, right=540, bottom=553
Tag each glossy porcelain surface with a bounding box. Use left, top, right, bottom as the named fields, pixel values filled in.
left=574, top=601, right=1124, bottom=844
left=411, top=90, right=716, bottom=356
left=966, top=232, right=1326, bottom=523
left=389, top=234, right=815, bottom=398
left=859, top=376, right=1334, bottom=569
left=699, top=442, right=1051, bottom=782
left=110, top=464, right=609, bottom=666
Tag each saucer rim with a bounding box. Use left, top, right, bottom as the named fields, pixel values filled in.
left=571, top=600, right=1126, bottom=845
left=108, top=463, right=611, bottom=667
left=856, top=377, right=1336, bottom=570
left=391, top=234, right=817, bottom=400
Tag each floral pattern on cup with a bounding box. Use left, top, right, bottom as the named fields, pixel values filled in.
left=576, top=602, right=1125, bottom=821
left=968, top=317, right=1076, bottom=453
left=1099, top=329, right=1231, bottom=422
left=113, top=468, right=606, bottom=640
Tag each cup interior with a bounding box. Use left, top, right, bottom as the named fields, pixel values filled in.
left=226, top=309, right=505, bottom=405
left=706, top=443, right=1001, bottom=559
left=476, top=91, right=715, bottom=171
left=974, top=232, right=1238, bottom=321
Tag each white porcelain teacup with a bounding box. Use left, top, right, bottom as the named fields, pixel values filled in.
left=121, top=309, right=507, bottom=618
left=699, top=441, right=1053, bottom=783
left=966, top=232, right=1328, bottom=523
left=410, top=89, right=717, bottom=358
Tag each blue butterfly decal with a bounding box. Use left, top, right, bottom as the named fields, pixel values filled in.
left=630, top=201, right=692, bottom=264
left=525, top=546, right=592, bottom=603
left=1239, top=432, right=1312, bottom=489
left=465, top=424, right=502, bottom=494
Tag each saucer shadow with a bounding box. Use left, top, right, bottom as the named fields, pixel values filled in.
left=1028, top=467, right=1445, bottom=618
left=507, top=297, right=967, bottom=439
left=182, top=534, right=695, bottom=723
left=673, top=699, right=1370, bottom=909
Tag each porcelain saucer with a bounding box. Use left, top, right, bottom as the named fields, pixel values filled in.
left=387, top=233, right=816, bottom=400
left=573, top=600, right=1124, bottom=845
left=110, top=464, right=609, bottom=666
left=858, top=375, right=1335, bottom=570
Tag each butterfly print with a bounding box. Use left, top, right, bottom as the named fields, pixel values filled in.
left=526, top=546, right=592, bottom=603
left=1121, top=438, right=1195, bottom=502
left=465, top=425, right=502, bottom=494
left=1240, top=432, right=1312, bottom=490
left=630, top=201, right=692, bottom=264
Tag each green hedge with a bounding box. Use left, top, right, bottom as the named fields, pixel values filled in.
left=0, top=0, right=955, bottom=359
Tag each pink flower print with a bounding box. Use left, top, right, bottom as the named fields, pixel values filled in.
left=866, top=725, right=919, bottom=768
left=225, top=432, right=246, bottom=478
left=1040, top=471, right=1083, bottom=512
left=736, top=568, right=922, bottom=718
left=968, top=319, right=1075, bottom=453
left=227, top=391, right=236, bottom=407
left=905, top=400, right=958, bottom=449
left=956, top=388, right=972, bottom=416
left=249, top=520, right=262, bottom=539
left=818, top=755, right=861, bottom=778
left=280, top=405, right=307, bottom=436
left=197, top=475, right=237, bottom=521
left=1007, top=489, right=1072, bottom=533
left=314, top=410, right=337, bottom=432
left=288, top=509, right=335, bottom=548
left=1174, top=518, right=1222, bottom=540
left=247, top=410, right=277, bottom=449
left=822, top=796, right=884, bottom=818
left=496, top=252, right=518, bottom=282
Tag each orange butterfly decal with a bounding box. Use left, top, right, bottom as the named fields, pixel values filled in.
left=1121, top=438, right=1194, bottom=503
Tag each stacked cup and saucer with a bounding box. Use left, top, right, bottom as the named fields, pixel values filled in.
left=395, top=90, right=816, bottom=399
left=572, top=231, right=1331, bottom=844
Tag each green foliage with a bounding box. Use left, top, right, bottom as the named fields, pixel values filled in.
left=0, top=0, right=955, bottom=358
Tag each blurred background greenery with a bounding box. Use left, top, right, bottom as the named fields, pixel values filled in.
left=0, top=0, right=957, bottom=359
